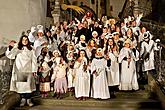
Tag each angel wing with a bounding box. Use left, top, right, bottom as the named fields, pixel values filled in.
left=61, top=4, right=85, bottom=14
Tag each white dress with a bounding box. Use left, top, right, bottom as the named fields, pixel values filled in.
left=91, top=57, right=110, bottom=99
left=118, top=47, right=139, bottom=91
left=74, top=58, right=90, bottom=98
left=33, top=36, right=48, bottom=57
left=6, top=46, right=38, bottom=93
left=67, top=68, right=75, bottom=88
left=107, top=52, right=119, bottom=86
left=140, top=40, right=159, bottom=71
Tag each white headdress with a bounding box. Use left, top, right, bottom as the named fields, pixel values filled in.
left=53, top=50, right=61, bottom=56
left=30, top=26, right=36, bottom=33
left=96, top=48, right=104, bottom=57
left=92, top=31, right=98, bottom=36
left=37, top=25, right=44, bottom=33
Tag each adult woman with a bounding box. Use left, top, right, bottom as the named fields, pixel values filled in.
left=86, top=39, right=98, bottom=60
left=118, top=39, right=139, bottom=91
left=104, top=38, right=119, bottom=98
left=6, top=35, right=38, bottom=106
left=91, top=48, right=110, bottom=99
left=74, top=50, right=90, bottom=100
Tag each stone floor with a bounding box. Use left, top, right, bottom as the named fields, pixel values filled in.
left=14, top=87, right=163, bottom=110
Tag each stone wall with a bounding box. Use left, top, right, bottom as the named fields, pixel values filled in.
left=0, top=0, right=47, bottom=42
left=0, top=46, right=14, bottom=104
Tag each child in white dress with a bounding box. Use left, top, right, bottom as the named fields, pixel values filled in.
left=51, top=57, right=68, bottom=99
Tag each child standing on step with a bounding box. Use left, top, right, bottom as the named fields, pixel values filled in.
left=51, top=56, right=68, bottom=99
left=37, top=47, right=51, bottom=98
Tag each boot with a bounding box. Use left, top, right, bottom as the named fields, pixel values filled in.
left=56, top=93, right=60, bottom=99
left=59, top=93, right=63, bottom=99
left=27, top=99, right=34, bottom=107
left=20, top=98, right=26, bottom=107
left=110, top=92, right=116, bottom=98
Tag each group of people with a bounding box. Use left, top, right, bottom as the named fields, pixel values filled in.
left=6, top=13, right=160, bottom=107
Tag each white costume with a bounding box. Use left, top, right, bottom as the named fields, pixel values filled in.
left=91, top=57, right=110, bottom=99
left=51, top=58, right=68, bottom=93
left=67, top=68, right=75, bottom=88
left=140, top=39, right=159, bottom=71
left=6, top=46, right=38, bottom=93
left=33, top=37, right=48, bottom=57
left=118, top=47, right=139, bottom=90
left=28, top=26, right=36, bottom=43
left=107, top=52, right=119, bottom=86
left=74, top=57, right=90, bottom=98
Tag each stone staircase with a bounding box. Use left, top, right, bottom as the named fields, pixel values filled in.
left=14, top=87, right=162, bottom=110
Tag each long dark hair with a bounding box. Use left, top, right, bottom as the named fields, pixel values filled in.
left=104, top=37, right=116, bottom=55
left=76, top=49, right=89, bottom=61
left=18, top=35, right=32, bottom=50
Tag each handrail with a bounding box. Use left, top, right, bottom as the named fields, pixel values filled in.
left=154, top=42, right=165, bottom=95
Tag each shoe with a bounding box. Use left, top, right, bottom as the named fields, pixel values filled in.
left=111, top=94, right=116, bottom=99
left=27, top=99, right=34, bottom=107
left=82, top=97, right=86, bottom=101
left=77, top=97, right=81, bottom=100
left=110, top=92, right=116, bottom=99
left=20, top=98, right=26, bottom=107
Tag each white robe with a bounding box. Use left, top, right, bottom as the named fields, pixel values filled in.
left=67, top=68, right=75, bottom=88
left=140, top=40, right=159, bottom=71
left=107, top=52, right=119, bottom=86
left=6, top=46, right=38, bottom=93
left=118, top=47, right=139, bottom=91
left=74, top=58, right=90, bottom=98
left=33, top=36, right=48, bottom=57
left=91, top=57, right=110, bottom=99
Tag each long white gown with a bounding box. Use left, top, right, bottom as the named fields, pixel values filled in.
left=33, top=36, right=48, bottom=57
left=6, top=46, right=38, bottom=93
left=140, top=40, right=159, bottom=72
left=107, top=52, right=119, bottom=86
left=91, top=57, right=110, bottom=99
left=118, top=47, right=139, bottom=91
left=74, top=58, right=90, bottom=98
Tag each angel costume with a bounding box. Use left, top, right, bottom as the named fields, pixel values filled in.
left=91, top=56, right=110, bottom=99
left=6, top=46, right=37, bottom=94
left=118, top=47, right=139, bottom=91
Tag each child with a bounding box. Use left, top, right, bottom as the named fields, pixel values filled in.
left=37, top=47, right=51, bottom=98
left=6, top=35, right=37, bottom=107
left=66, top=51, right=76, bottom=93
left=51, top=57, right=68, bottom=99
left=74, top=50, right=90, bottom=100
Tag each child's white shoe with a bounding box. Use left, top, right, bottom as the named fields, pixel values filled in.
left=20, top=98, right=26, bottom=107
left=27, top=99, right=34, bottom=107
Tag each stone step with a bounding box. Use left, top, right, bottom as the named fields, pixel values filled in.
left=14, top=89, right=162, bottom=110
left=15, top=105, right=162, bottom=110
left=14, top=96, right=161, bottom=110
left=32, top=98, right=161, bottom=108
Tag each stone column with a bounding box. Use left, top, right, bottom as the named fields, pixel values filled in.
left=51, top=0, right=60, bottom=24
left=133, top=0, right=140, bottom=17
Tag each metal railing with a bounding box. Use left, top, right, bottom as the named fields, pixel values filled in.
left=154, top=43, right=165, bottom=94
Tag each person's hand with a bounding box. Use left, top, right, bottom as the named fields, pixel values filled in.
left=105, top=54, right=110, bottom=60
left=77, top=57, right=82, bottom=63
left=127, top=57, right=131, bottom=62
left=9, top=40, right=17, bottom=47
left=39, top=67, right=43, bottom=72
left=41, top=42, right=48, bottom=47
